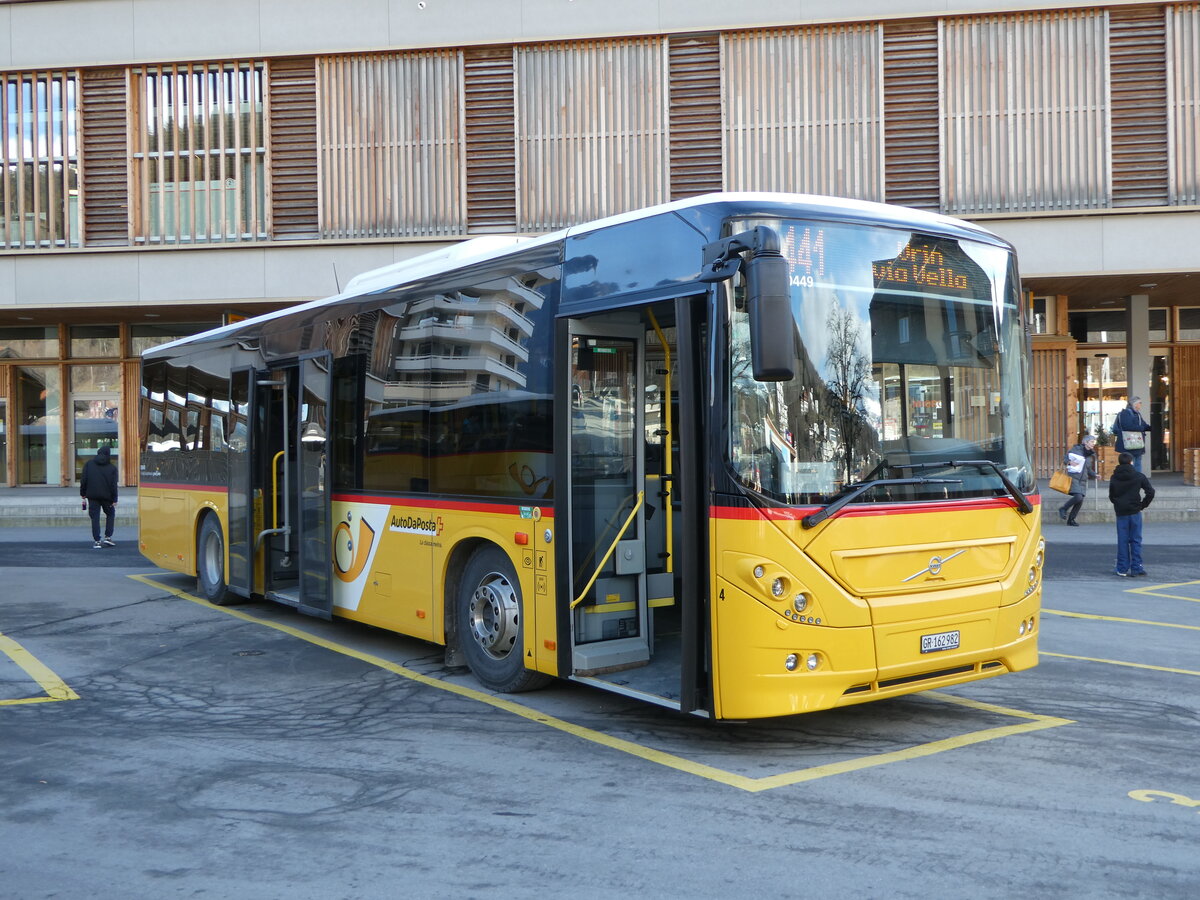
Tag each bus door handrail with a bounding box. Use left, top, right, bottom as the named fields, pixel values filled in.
left=647, top=310, right=673, bottom=574
left=254, top=449, right=292, bottom=554
left=571, top=490, right=644, bottom=609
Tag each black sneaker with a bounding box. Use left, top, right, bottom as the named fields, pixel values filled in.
left=1058, top=508, right=1067, bottom=520
left=92, top=540, right=102, bottom=549
left=1066, top=520, right=1080, bottom=526
left=101, top=538, right=116, bottom=547
left=1132, top=570, right=1148, bottom=577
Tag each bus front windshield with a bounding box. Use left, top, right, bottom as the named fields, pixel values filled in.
left=728, top=218, right=1035, bottom=507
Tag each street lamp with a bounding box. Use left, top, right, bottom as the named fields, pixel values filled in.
left=1094, top=353, right=1109, bottom=437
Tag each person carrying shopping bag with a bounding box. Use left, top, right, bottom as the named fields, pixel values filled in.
left=1059, top=433, right=1097, bottom=527
left=1113, top=396, right=1152, bottom=473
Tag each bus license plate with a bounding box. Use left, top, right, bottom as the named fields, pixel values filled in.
left=921, top=630, right=960, bottom=654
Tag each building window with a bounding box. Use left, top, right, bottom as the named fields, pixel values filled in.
left=1149, top=308, right=1168, bottom=342
left=1069, top=310, right=1125, bottom=344
left=69, top=324, right=120, bottom=358
left=130, top=322, right=219, bottom=356
left=132, top=61, right=266, bottom=244
left=1, top=71, right=79, bottom=248
left=0, top=325, right=59, bottom=358
left=1179, top=307, right=1200, bottom=341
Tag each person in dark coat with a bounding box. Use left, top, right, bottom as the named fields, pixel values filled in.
left=1058, top=433, right=1097, bottom=526
left=1112, top=396, right=1151, bottom=473
left=1108, top=451, right=1154, bottom=577
left=79, top=445, right=119, bottom=548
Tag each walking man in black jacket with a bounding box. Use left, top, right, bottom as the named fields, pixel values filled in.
left=1108, top=451, right=1154, bottom=577
left=80, top=445, right=119, bottom=549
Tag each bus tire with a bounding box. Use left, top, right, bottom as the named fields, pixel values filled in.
left=197, top=514, right=235, bottom=605
left=456, top=546, right=550, bottom=693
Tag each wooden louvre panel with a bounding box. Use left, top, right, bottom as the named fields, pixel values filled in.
left=668, top=34, right=722, bottom=200
left=1172, top=344, right=1200, bottom=469
left=723, top=25, right=883, bottom=199
left=1030, top=339, right=1074, bottom=477
left=318, top=51, right=463, bottom=238
left=268, top=57, right=319, bottom=239
left=882, top=20, right=939, bottom=210
left=81, top=68, right=130, bottom=246
left=1109, top=5, right=1168, bottom=208
left=463, top=47, right=517, bottom=234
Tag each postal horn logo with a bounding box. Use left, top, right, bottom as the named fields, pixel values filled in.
left=333, top=513, right=376, bottom=583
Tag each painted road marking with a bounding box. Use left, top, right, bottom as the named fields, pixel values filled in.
left=1126, top=579, right=1200, bottom=604
left=1043, top=651, right=1200, bottom=678
left=1043, top=608, right=1200, bottom=633
left=132, top=573, right=1072, bottom=793
left=0, top=631, right=81, bottom=706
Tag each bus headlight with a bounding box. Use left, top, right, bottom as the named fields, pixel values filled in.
left=1034, top=540, right=1045, bottom=569
left=771, top=578, right=786, bottom=598
left=806, top=653, right=820, bottom=671
left=793, top=593, right=809, bottom=614
left=784, top=653, right=799, bottom=671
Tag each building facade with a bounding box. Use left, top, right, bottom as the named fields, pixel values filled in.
left=2, top=0, right=1198, bottom=487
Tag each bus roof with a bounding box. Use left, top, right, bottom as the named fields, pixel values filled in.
left=144, top=192, right=1004, bottom=358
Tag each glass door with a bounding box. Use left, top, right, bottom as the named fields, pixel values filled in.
left=568, top=321, right=650, bottom=675
left=68, top=365, right=121, bottom=482
left=296, top=355, right=332, bottom=618
left=16, top=366, right=61, bottom=485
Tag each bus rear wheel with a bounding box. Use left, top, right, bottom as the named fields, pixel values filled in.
left=197, top=515, right=235, bottom=605
left=456, top=546, right=550, bottom=693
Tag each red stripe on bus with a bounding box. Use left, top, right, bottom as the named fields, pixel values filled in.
left=332, top=493, right=555, bottom=518
left=710, top=494, right=1039, bottom=521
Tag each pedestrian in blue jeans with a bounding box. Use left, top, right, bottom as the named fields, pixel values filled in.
left=1108, top=451, right=1154, bottom=577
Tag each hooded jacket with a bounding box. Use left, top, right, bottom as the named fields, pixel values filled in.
left=1107, top=463, right=1154, bottom=517
left=80, top=446, right=119, bottom=504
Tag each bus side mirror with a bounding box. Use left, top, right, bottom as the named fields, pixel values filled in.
left=745, top=251, right=795, bottom=382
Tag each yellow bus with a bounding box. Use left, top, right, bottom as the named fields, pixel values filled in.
left=138, top=192, right=1042, bottom=720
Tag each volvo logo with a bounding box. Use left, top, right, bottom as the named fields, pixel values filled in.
left=902, top=548, right=966, bottom=583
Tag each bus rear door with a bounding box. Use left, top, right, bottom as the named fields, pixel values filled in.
left=228, top=355, right=333, bottom=618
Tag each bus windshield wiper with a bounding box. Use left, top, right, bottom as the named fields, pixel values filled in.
left=888, top=459, right=1034, bottom=516
left=801, top=477, right=961, bottom=529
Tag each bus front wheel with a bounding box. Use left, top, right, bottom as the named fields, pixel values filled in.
left=197, top=515, right=235, bottom=605
left=456, top=546, right=550, bottom=693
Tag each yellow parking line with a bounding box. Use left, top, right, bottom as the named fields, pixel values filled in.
left=0, top=631, right=80, bottom=705
left=1043, top=651, right=1200, bottom=678
left=131, top=573, right=1071, bottom=792
left=1126, top=587, right=1200, bottom=603
left=1043, top=608, right=1200, bottom=632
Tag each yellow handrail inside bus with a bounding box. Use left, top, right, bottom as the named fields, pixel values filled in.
left=647, top=309, right=673, bottom=574
left=571, top=490, right=644, bottom=609
left=272, top=450, right=285, bottom=528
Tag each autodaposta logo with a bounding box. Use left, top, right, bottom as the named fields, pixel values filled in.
left=333, top=512, right=376, bottom=583
left=388, top=513, right=444, bottom=536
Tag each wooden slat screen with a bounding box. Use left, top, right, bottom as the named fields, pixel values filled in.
left=668, top=34, right=722, bottom=200
left=1031, top=339, right=1075, bottom=477
left=81, top=68, right=130, bottom=246
left=882, top=19, right=940, bottom=210
left=464, top=47, right=517, bottom=234
left=1171, top=345, right=1200, bottom=468
left=1109, top=5, right=1168, bottom=207
left=318, top=51, right=463, bottom=238
left=268, top=57, right=318, bottom=239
